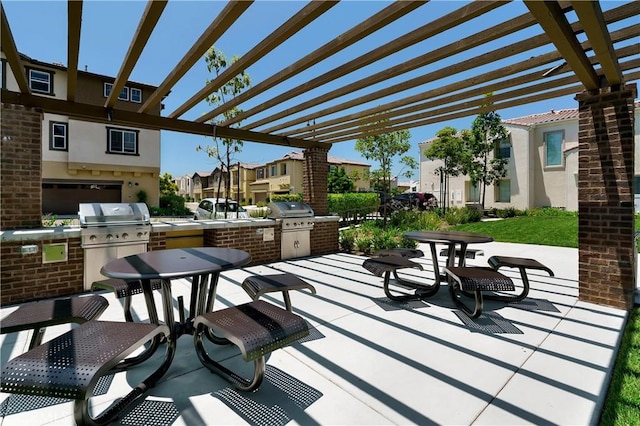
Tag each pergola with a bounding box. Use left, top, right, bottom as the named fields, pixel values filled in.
left=1, top=0, right=639, bottom=309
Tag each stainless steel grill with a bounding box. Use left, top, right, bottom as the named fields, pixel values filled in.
left=79, top=202, right=151, bottom=290
left=268, top=201, right=314, bottom=259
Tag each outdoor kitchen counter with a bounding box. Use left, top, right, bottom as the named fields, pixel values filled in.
left=0, top=216, right=339, bottom=242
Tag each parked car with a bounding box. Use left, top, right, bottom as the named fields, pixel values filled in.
left=193, top=198, right=249, bottom=220
left=392, top=192, right=438, bottom=211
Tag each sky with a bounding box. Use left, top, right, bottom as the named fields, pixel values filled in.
left=3, top=1, right=638, bottom=182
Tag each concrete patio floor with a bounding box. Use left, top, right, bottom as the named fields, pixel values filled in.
left=0, top=242, right=630, bottom=425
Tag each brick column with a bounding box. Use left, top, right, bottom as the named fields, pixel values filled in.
left=1, top=103, right=43, bottom=230
left=303, top=146, right=329, bottom=215
left=577, top=84, right=637, bottom=310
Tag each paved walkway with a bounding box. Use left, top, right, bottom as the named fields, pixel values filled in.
left=0, top=242, right=629, bottom=425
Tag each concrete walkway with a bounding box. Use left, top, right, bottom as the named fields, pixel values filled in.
left=0, top=242, right=629, bottom=425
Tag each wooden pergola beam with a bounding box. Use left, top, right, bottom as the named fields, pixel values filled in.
left=525, top=0, right=600, bottom=90
left=287, top=29, right=639, bottom=140
left=169, top=0, right=339, bottom=120
left=571, top=0, right=623, bottom=86
left=222, top=0, right=507, bottom=128
left=66, top=0, right=82, bottom=102
left=1, top=89, right=324, bottom=149
left=260, top=1, right=636, bottom=136
left=0, top=3, right=30, bottom=94
left=138, top=1, right=253, bottom=114
left=106, top=0, right=167, bottom=108
left=197, top=0, right=428, bottom=124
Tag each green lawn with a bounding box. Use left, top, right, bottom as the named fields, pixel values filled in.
left=451, top=215, right=638, bottom=424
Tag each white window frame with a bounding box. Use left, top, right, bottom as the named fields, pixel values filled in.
left=50, top=121, right=68, bottom=151
left=28, top=68, right=53, bottom=94
left=107, top=127, right=138, bottom=155
left=130, top=87, right=142, bottom=103
left=104, top=83, right=130, bottom=101
left=544, top=130, right=564, bottom=168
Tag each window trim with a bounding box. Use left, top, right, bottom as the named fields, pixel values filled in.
left=49, top=121, right=68, bottom=151
left=544, top=130, right=564, bottom=168
left=466, top=181, right=480, bottom=203
left=280, top=163, right=287, bottom=175
left=106, top=127, right=139, bottom=155
left=27, top=67, right=54, bottom=95
left=104, top=82, right=130, bottom=101
left=130, top=87, right=142, bottom=103
left=270, top=165, right=277, bottom=177
left=496, top=137, right=511, bottom=159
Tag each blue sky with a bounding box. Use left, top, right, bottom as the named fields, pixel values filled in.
left=3, top=1, right=637, bottom=181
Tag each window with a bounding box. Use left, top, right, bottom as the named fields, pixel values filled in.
left=104, top=83, right=129, bottom=101
left=466, top=181, right=480, bottom=202
left=270, top=165, right=277, bottom=177
left=130, top=88, right=142, bottom=103
left=544, top=131, right=563, bottom=167
left=496, top=179, right=511, bottom=202
left=28, top=68, right=53, bottom=94
left=107, top=127, right=138, bottom=154
left=49, top=122, right=68, bottom=151
left=497, top=138, right=511, bottom=159
left=257, top=168, right=264, bottom=179
left=635, top=176, right=640, bottom=195
left=280, top=163, right=287, bottom=175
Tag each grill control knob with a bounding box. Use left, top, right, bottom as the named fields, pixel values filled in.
left=122, top=233, right=128, bottom=239
left=106, top=234, right=113, bottom=241
left=137, top=232, right=143, bottom=238
left=90, top=235, right=97, bottom=241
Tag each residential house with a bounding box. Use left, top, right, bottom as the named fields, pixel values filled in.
left=174, top=174, right=193, bottom=199
left=419, top=104, right=640, bottom=211
left=1, top=53, right=162, bottom=214
left=191, top=171, right=215, bottom=202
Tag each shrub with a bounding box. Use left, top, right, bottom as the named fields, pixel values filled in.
left=136, top=189, right=148, bottom=204
left=444, top=207, right=481, bottom=225
left=328, top=192, right=379, bottom=221
left=339, top=227, right=357, bottom=252
left=497, top=207, right=517, bottom=218
left=372, top=228, right=399, bottom=252
left=355, top=235, right=373, bottom=254
left=156, top=194, right=191, bottom=216
left=271, top=193, right=303, bottom=202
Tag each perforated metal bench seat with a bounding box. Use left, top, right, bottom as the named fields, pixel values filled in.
left=194, top=300, right=309, bottom=391
left=242, top=273, right=316, bottom=312
left=0, top=320, right=172, bottom=425
left=362, top=256, right=441, bottom=301
left=445, top=266, right=515, bottom=318
left=439, top=248, right=484, bottom=259
left=0, top=294, right=109, bottom=350
left=373, top=248, right=425, bottom=258
left=486, top=255, right=554, bottom=302
left=92, top=278, right=162, bottom=322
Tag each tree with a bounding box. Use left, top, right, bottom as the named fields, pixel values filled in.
left=355, top=119, right=416, bottom=196
left=467, top=104, right=509, bottom=209
left=159, top=172, right=179, bottom=196
left=327, top=167, right=354, bottom=193
left=196, top=46, right=251, bottom=216
left=422, top=126, right=472, bottom=211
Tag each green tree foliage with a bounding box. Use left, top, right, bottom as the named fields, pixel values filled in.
left=355, top=118, right=416, bottom=195
left=327, top=167, right=355, bottom=193
left=422, top=126, right=472, bottom=178
left=468, top=107, right=509, bottom=208
left=196, top=46, right=251, bottom=209
left=159, top=172, right=179, bottom=196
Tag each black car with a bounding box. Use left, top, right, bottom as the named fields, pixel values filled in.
left=392, top=192, right=438, bottom=211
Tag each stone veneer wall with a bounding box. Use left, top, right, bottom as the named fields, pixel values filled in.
left=577, top=84, right=637, bottom=310
left=1, top=104, right=42, bottom=230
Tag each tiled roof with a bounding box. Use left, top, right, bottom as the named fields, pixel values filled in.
left=502, top=108, right=579, bottom=126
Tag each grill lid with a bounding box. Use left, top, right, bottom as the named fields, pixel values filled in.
left=79, top=202, right=151, bottom=227
left=267, top=201, right=314, bottom=218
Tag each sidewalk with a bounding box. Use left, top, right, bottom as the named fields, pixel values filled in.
left=0, top=242, right=628, bottom=425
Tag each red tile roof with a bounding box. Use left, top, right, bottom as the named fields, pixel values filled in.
left=502, top=108, right=579, bottom=126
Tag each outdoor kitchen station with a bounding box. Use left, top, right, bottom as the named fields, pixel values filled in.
left=268, top=201, right=315, bottom=260
left=79, top=202, right=151, bottom=290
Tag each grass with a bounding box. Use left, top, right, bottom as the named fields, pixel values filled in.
left=450, top=214, right=638, bottom=424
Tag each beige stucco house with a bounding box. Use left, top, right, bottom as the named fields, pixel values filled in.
left=1, top=53, right=161, bottom=214
left=188, top=151, right=370, bottom=204
left=419, top=104, right=640, bottom=211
